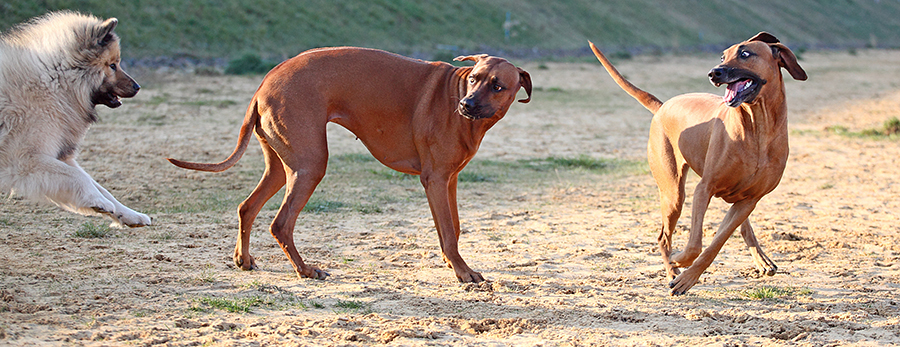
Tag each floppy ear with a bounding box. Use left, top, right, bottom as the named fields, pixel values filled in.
left=453, top=54, right=489, bottom=63
left=96, top=18, right=118, bottom=47
left=771, top=43, right=807, bottom=81
left=748, top=31, right=780, bottom=44
left=517, top=67, right=532, bottom=103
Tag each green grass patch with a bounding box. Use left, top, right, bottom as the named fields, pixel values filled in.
left=195, top=296, right=265, bottom=313
left=225, top=53, right=279, bottom=75
left=332, top=153, right=377, bottom=163
left=826, top=117, right=900, bottom=139
left=303, top=198, right=347, bottom=213
left=136, top=114, right=167, bottom=126
left=367, top=169, right=417, bottom=181
left=739, top=285, right=813, bottom=300
left=181, top=99, right=240, bottom=108
left=72, top=222, right=112, bottom=238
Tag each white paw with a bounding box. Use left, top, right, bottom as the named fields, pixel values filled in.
left=110, top=209, right=151, bottom=228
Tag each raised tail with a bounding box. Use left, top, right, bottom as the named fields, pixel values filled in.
left=588, top=41, right=663, bottom=114
left=166, top=98, right=259, bottom=172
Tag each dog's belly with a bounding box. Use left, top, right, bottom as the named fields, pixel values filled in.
left=330, top=118, right=422, bottom=175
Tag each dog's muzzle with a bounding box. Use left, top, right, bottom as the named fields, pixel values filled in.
left=458, top=97, right=492, bottom=120
left=709, top=66, right=766, bottom=108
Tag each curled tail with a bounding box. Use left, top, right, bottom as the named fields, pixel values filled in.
left=167, top=98, right=259, bottom=172
left=589, top=41, right=663, bottom=114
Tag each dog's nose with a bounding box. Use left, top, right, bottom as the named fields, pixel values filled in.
left=459, top=98, right=475, bottom=112
left=708, top=67, right=726, bottom=80
left=132, top=81, right=141, bottom=92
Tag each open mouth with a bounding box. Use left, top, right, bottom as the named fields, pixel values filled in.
left=710, top=67, right=765, bottom=108
left=722, top=79, right=757, bottom=107
left=93, top=92, right=122, bottom=108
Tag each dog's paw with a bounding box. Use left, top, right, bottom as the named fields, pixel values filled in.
left=234, top=253, right=258, bottom=271
left=120, top=211, right=151, bottom=228
left=299, top=267, right=329, bottom=280
left=456, top=270, right=485, bottom=283
left=668, top=270, right=701, bottom=296
left=107, top=210, right=151, bottom=228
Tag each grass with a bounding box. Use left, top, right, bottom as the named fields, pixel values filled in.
left=192, top=292, right=309, bottom=313
left=72, top=222, right=112, bottom=238
left=333, top=299, right=372, bottom=314
left=194, top=296, right=267, bottom=313
left=739, top=286, right=814, bottom=300
left=3, top=1, right=900, bottom=61
left=826, top=117, right=900, bottom=139
left=152, top=154, right=643, bottom=215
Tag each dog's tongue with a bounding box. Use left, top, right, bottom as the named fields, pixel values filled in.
left=723, top=80, right=750, bottom=104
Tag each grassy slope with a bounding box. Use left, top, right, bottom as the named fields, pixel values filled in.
left=2, top=0, right=900, bottom=60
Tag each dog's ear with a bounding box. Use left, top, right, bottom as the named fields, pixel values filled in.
left=96, top=18, right=118, bottom=47
left=517, top=67, right=532, bottom=103
left=771, top=43, right=808, bottom=81
left=453, top=54, right=489, bottom=63
left=749, top=32, right=780, bottom=44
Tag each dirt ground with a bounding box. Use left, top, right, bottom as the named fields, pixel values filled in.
left=1, top=49, right=899, bottom=346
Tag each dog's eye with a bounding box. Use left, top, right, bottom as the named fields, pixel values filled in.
left=720, top=55, right=724, bottom=62
left=493, top=84, right=503, bottom=92
left=468, top=77, right=476, bottom=85
left=740, top=51, right=752, bottom=59
left=109, top=63, right=117, bottom=71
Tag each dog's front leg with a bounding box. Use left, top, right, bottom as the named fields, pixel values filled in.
left=63, top=159, right=150, bottom=228
left=669, top=199, right=757, bottom=295
left=421, top=172, right=484, bottom=283
left=670, top=181, right=713, bottom=268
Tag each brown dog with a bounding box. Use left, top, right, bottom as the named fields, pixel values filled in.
left=169, top=47, right=531, bottom=282
left=590, top=32, right=807, bottom=295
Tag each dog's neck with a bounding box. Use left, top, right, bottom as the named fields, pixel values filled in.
left=734, top=80, right=790, bottom=171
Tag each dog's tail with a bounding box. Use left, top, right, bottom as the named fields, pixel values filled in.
left=589, top=41, right=663, bottom=114
left=167, top=98, right=259, bottom=172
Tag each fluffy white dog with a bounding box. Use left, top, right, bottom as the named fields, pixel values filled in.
left=0, top=11, right=150, bottom=227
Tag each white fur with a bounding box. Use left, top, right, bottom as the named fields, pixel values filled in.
left=0, top=11, right=150, bottom=227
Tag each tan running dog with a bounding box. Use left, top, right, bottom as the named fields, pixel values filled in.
left=589, top=32, right=807, bottom=295
left=168, top=47, right=531, bottom=282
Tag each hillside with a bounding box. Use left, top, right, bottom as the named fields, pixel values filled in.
left=2, top=0, right=900, bottom=61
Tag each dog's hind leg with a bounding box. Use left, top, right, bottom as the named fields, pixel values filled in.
left=654, top=165, right=688, bottom=280
left=262, top=115, right=330, bottom=280
left=234, top=137, right=286, bottom=271
left=649, top=131, right=689, bottom=279
left=14, top=155, right=116, bottom=217
left=740, top=218, right=777, bottom=276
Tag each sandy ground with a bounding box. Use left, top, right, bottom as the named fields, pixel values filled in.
left=1, top=49, right=899, bottom=346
